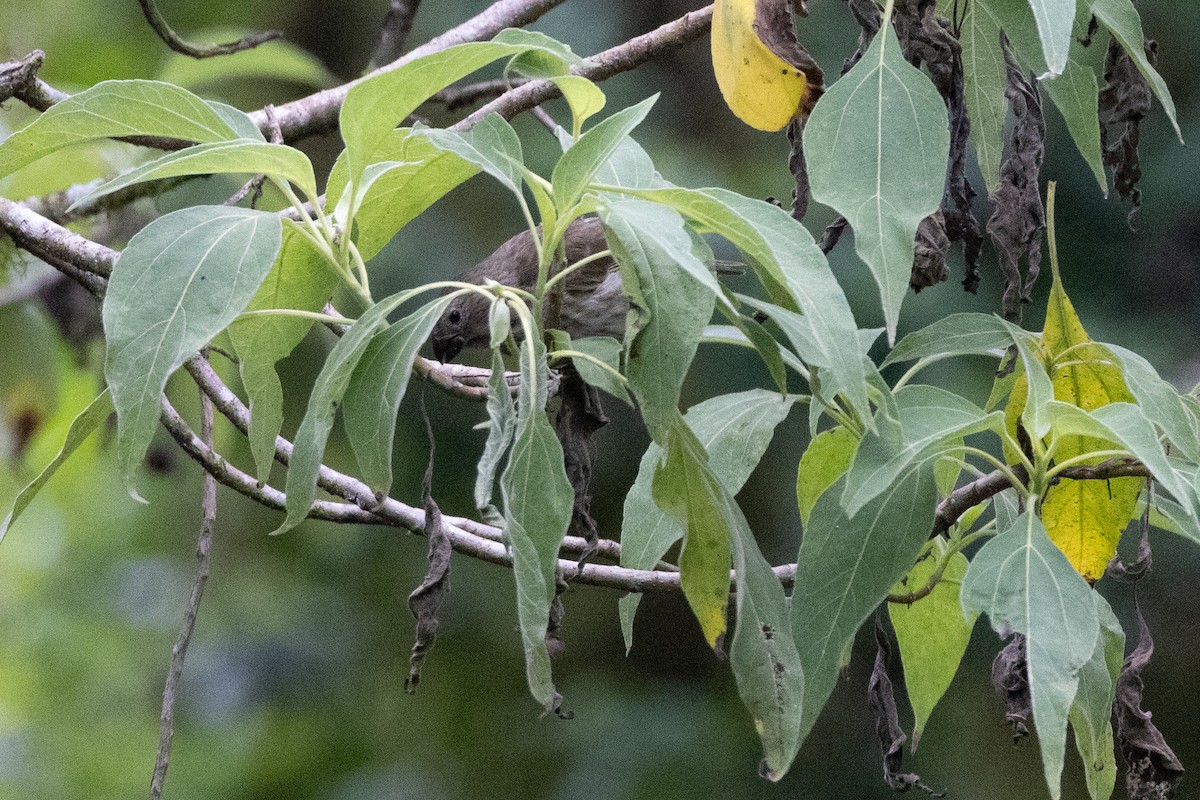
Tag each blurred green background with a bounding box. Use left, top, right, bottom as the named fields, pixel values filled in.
left=1, top=1, right=1198, bottom=798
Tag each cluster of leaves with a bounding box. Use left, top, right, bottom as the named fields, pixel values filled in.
left=0, top=2, right=1191, bottom=798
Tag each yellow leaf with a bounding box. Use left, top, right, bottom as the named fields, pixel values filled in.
left=1004, top=259, right=1143, bottom=581
left=1039, top=269, right=1141, bottom=581
left=711, top=0, right=823, bottom=131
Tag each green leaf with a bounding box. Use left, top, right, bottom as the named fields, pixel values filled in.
left=651, top=418, right=733, bottom=648
left=1090, top=0, right=1182, bottom=142
left=636, top=187, right=872, bottom=426
left=599, top=197, right=724, bottom=302
left=882, top=313, right=1012, bottom=367
left=475, top=348, right=517, bottom=520
left=103, top=206, right=282, bottom=492
left=978, top=0, right=1105, bottom=191
left=888, top=542, right=977, bottom=748
left=343, top=296, right=455, bottom=499
left=501, top=333, right=574, bottom=712
left=275, top=292, right=416, bottom=535
left=1002, top=320, right=1053, bottom=440
left=0, top=80, right=240, bottom=179
left=207, top=102, right=265, bottom=141
left=227, top=228, right=339, bottom=483
left=1069, top=592, right=1123, bottom=800
left=72, top=139, right=318, bottom=210
left=0, top=389, right=113, bottom=543
left=803, top=22, right=950, bottom=345
left=420, top=114, right=525, bottom=200
left=157, top=27, right=336, bottom=91
left=599, top=200, right=715, bottom=440
left=583, top=133, right=669, bottom=191
left=619, top=390, right=795, bottom=650
left=552, top=95, right=657, bottom=212
left=962, top=0, right=1009, bottom=192
left=1107, top=343, right=1200, bottom=464
left=961, top=511, right=1101, bottom=800
left=340, top=32, right=574, bottom=181
left=791, top=466, right=940, bottom=745
left=842, top=385, right=1003, bottom=515
left=550, top=332, right=630, bottom=404
left=795, top=425, right=858, bottom=526
left=726, top=466, right=804, bottom=781
left=325, top=129, right=479, bottom=261
left=1025, top=0, right=1078, bottom=77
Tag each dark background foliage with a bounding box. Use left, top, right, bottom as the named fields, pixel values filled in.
left=1, top=1, right=1197, bottom=797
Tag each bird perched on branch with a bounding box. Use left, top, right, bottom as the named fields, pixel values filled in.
left=430, top=216, right=626, bottom=364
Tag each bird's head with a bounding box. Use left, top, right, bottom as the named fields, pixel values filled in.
left=430, top=291, right=493, bottom=363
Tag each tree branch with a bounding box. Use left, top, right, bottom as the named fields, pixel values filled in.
left=366, top=0, right=424, bottom=72
left=137, top=0, right=282, bottom=58
left=151, top=376, right=218, bottom=800
left=455, top=6, right=714, bottom=130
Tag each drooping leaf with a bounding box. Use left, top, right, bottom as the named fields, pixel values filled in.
left=635, top=187, right=872, bottom=426
left=227, top=228, right=339, bottom=483
left=791, top=466, right=939, bottom=745
left=598, top=200, right=715, bottom=440
left=274, top=291, right=418, bottom=535
left=501, top=332, right=574, bottom=713
left=710, top=0, right=824, bottom=131
left=474, top=347, right=517, bottom=522
left=71, top=139, right=319, bottom=212
left=619, top=389, right=795, bottom=650
left=103, top=206, right=282, bottom=492
left=0, top=389, right=113, bottom=543
left=961, top=511, right=1101, bottom=800
left=978, top=0, right=1105, bottom=191
left=1025, top=0, right=1078, bottom=78
left=795, top=425, right=858, bottom=526
left=803, top=20, right=950, bottom=344
left=1089, top=0, right=1182, bottom=142
left=650, top=412, right=804, bottom=778
left=0, top=80, right=240, bottom=179
left=889, top=543, right=977, bottom=749
left=1068, top=592, right=1123, bottom=800
left=962, top=0, right=1009, bottom=192
left=343, top=296, right=455, bottom=499
left=651, top=417, right=734, bottom=648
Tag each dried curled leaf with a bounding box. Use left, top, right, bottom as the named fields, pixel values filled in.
left=987, top=36, right=1046, bottom=321
left=868, top=621, right=943, bottom=795
left=711, top=0, right=824, bottom=131
left=893, top=0, right=984, bottom=293
left=405, top=429, right=452, bottom=693
left=1099, top=32, right=1154, bottom=222
left=1116, top=609, right=1184, bottom=799
left=910, top=210, right=951, bottom=292
left=991, top=631, right=1032, bottom=742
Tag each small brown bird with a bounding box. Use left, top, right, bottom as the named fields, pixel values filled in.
left=430, top=216, right=627, bottom=363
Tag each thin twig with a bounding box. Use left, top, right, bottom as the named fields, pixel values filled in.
left=137, top=0, right=282, bottom=57
left=150, top=374, right=218, bottom=799
left=0, top=50, right=68, bottom=110
left=455, top=6, right=714, bottom=131
left=366, top=0, right=423, bottom=71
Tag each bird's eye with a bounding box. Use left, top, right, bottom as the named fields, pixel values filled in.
left=447, top=309, right=462, bottom=325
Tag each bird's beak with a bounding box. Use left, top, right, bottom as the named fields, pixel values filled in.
left=432, top=335, right=464, bottom=364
